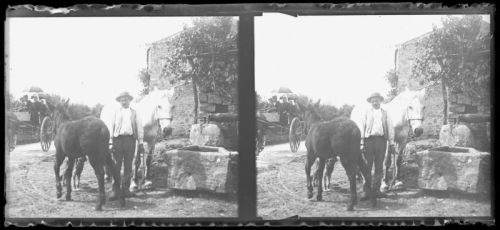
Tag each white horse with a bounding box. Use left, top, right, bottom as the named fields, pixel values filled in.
left=350, top=87, right=426, bottom=192
left=99, top=87, right=175, bottom=191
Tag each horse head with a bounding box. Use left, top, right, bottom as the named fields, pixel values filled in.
left=304, top=100, right=322, bottom=134
left=53, top=98, right=71, bottom=134
left=404, top=87, right=426, bottom=137
left=149, top=88, right=175, bottom=138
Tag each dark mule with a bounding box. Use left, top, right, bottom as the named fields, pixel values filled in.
left=304, top=101, right=375, bottom=211
left=53, top=99, right=122, bottom=211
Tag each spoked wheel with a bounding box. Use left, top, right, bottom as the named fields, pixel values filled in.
left=289, top=117, right=303, bottom=153
left=9, top=133, right=17, bottom=152
left=256, top=128, right=266, bottom=156
left=40, top=116, right=54, bottom=152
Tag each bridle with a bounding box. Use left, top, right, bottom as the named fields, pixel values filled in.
left=405, top=106, right=424, bottom=138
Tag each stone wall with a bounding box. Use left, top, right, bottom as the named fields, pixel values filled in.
left=147, top=27, right=238, bottom=139
left=395, top=27, right=490, bottom=139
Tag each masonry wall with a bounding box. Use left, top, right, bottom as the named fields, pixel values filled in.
left=395, top=26, right=490, bottom=139
left=147, top=29, right=238, bottom=138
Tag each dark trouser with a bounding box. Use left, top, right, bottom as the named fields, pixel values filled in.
left=363, top=136, right=387, bottom=194
left=112, top=135, right=136, bottom=193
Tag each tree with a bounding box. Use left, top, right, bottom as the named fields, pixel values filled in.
left=412, top=15, right=490, bottom=124
left=161, top=17, right=238, bottom=123
left=384, top=68, right=398, bottom=102
left=137, top=68, right=150, bottom=96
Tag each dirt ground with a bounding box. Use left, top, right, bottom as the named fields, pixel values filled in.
left=257, top=143, right=491, bottom=219
left=5, top=140, right=237, bottom=218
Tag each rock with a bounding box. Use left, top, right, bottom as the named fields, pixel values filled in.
left=200, top=103, right=216, bottom=113
left=199, top=93, right=208, bottom=103
left=152, top=145, right=238, bottom=194
left=400, top=139, right=441, bottom=188
left=450, top=105, right=466, bottom=113
left=208, top=94, right=222, bottom=104
left=439, top=124, right=476, bottom=148
left=189, top=124, right=224, bottom=147
left=416, top=146, right=490, bottom=194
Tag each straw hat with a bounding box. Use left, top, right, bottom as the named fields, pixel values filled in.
left=116, top=91, right=133, bottom=102
left=367, top=92, right=384, bottom=102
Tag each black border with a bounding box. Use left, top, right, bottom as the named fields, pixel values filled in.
left=3, top=3, right=496, bottom=226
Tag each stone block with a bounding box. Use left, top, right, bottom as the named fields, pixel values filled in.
left=449, top=94, right=458, bottom=103
left=199, top=93, right=208, bottom=103
left=190, top=124, right=224, bottom=147
left=208, top=94, right=222, bottom=104
left=439, top=124, right=475, bottom=148
left=200, top=103, right=216, bottom=113
left=399, top=139, right=441, bottom=188
left=456, top=94, right=467, bottom=104
left=450, top=105, right=466, bottom=113
left=416, top=146, right=490, bottom=194
left=152, top=145, right=238, bottom=194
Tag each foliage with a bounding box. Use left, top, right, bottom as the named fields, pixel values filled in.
left=384, top=68, right=398, bottom=102
left=161, top=17, right=238, bottom=98
left=412, top=15, right=490, bottom=105
left=137, top=68, right=150, bottom=96
left=256, top=92, right=353, bottom=121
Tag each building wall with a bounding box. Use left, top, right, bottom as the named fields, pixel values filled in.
left=395, top=23, right=490, bottom=139
left=147, top=28, right=238, bottom=138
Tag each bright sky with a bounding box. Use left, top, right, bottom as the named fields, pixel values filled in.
left=6, top=14, right=490, bottom=107
left=7, top=17, right=192, bottom=106
left=255, top=14, right=490, bottom=107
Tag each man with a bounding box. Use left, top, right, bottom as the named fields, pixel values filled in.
left=360, top=92, right=394, bottom=200
left=108, top=91, right=145, bottom=200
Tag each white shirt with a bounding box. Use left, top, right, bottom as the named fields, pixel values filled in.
left=115, top=107, right=134, bottom=136
left=368, top=108, right=384, bottom=137
left=110, top=107, right=143, bottom=144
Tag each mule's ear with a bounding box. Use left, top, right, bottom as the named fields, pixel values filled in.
left=315, top=99, right=321, bottom=107
left=64, top=98, right=70, bottom=107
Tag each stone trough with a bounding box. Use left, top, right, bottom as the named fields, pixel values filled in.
left=416, top=146, right=490, bottom=194
left=151, top=144, right=238, bottom=195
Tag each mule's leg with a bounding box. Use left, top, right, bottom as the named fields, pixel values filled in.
left=305, top=153, right=315, bottom=199
left=323, top=158, right=336, bottom=191
left=54, top=152, right=65, bottom=199
left=64, top=157, right=75, bottom=201
left=316, top=158, right=326, bottom=201
left=88, top=153, right=106, bottom=211
left=106, top=149, right=124, bottom=207
left=339, top=156, right=357, bottom=211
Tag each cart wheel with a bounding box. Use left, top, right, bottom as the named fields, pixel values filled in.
left=40, top=117, right=53, bottom=152
left=289, top=117, right=302, bottom=153
left=10, top=133, right=17, bottom=152
left=256, top=128, right=266, bottom=156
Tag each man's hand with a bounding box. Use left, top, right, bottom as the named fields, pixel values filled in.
left=388, top=143, right=396, bottom=154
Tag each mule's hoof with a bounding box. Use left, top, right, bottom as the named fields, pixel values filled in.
left=95, top=205, right=103, bottom=211
left=347, top=205, right=354, bottom=211
left=56, top=192, right=62, bottom=199
left=371, top=200, right=377, bottom=208
left=307, top=191, right=313, bottom=199
left=65, top=196, right=72, bottom=201
left=316, top=195, right=323, bottom=201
